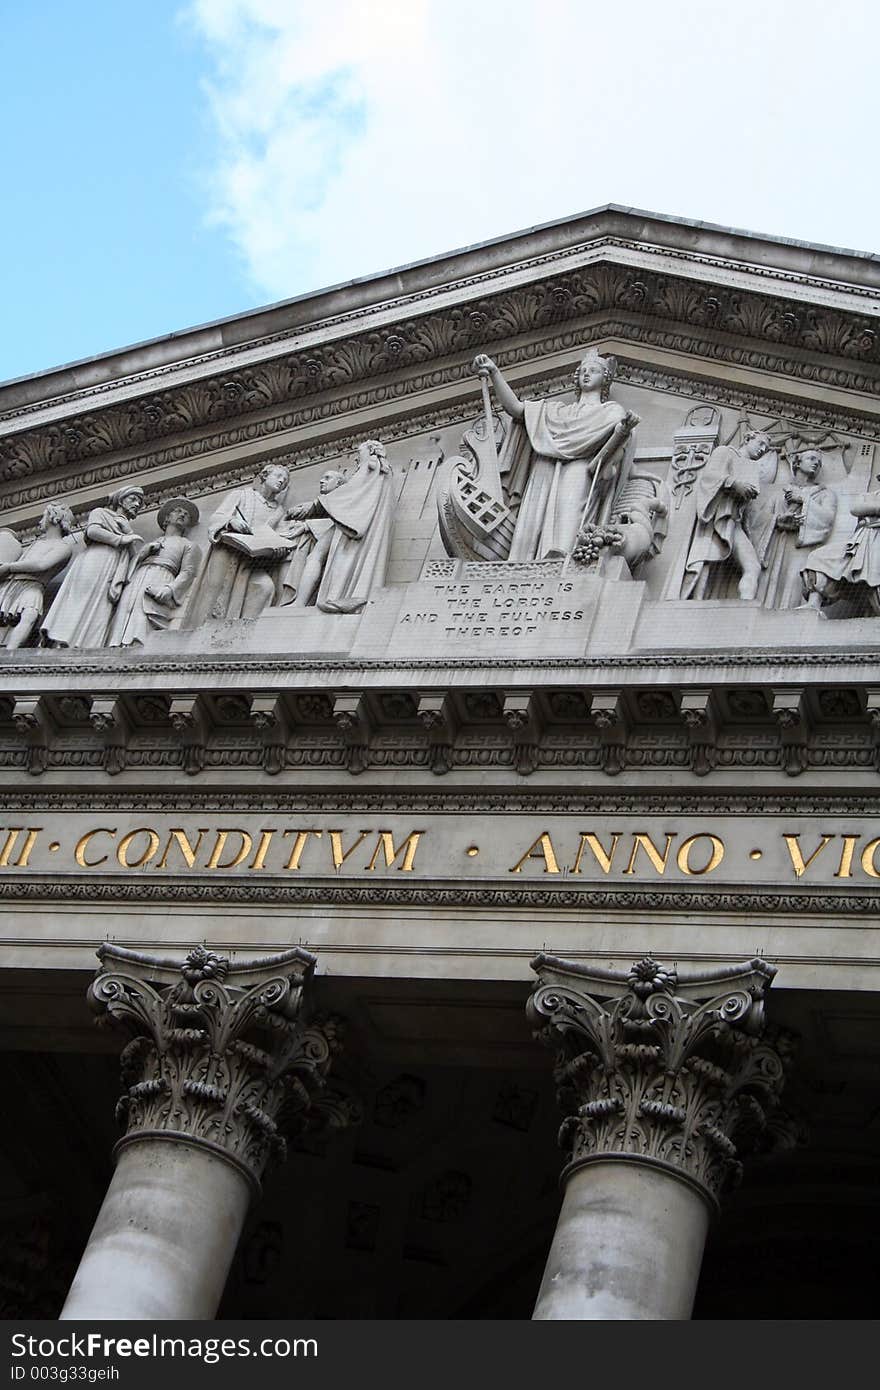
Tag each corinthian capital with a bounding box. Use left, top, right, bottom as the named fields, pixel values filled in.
left=89, top=943, right=342, bottom=1192
left=528, top=953, right=789, bottom=1210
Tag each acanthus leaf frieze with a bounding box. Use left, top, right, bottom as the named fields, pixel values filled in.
left=3, top=258, right=880, bottom=502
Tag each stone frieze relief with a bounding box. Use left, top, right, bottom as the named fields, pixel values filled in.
left=2, top=351, right=880, bottom=663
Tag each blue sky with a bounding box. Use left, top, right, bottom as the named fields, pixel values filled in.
left=3, top=1, right=880, bottom=385
left=0, top=0, right=247, bottom=381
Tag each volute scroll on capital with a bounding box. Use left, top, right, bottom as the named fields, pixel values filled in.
left=527, top=953, right=791, bottom=1210
left=88, top=941, right=349, bottom=1193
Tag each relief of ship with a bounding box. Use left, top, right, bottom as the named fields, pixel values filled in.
left=435, top=378, right=516, bottom=562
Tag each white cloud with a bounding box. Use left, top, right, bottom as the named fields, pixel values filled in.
left=185, top=0, right=880, bottom=303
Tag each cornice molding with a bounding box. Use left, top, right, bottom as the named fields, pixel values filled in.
left=0, top=734, right=877, bottom=777
left=4, top=228, right=877, bottom=429
left=2, top=649, right=880, bottom=681
left=0, top=789, right=875, bottom=813
left=0, top=876, right=875, bottom=916
left=2, top=257, right=878, bottom=510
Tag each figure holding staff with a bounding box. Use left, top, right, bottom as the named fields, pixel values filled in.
left=472, top=349, right=637, bottom=560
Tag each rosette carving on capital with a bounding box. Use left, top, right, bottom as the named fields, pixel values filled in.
left=527, top=953, right=790, bottom=1209
left=88, top=942, right=345, bottom=1191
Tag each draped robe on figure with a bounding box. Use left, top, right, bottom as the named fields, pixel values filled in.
left=804, top=493, right=880, bottom=592
left=109, top=534, right=200, bottom=645
left=280, top=515, right=335, bottom=605
left=501, top=396, right=627, bottom=561
left=41, top=507, right=133, bottom=648
left=761, top=482, right=837, bottom=608
left=681, top=445, right=770, bottom=600
left=313, top=458, right=394, bottom=613
left=184, top=486, right=284, bottom=626
left=0, top=534, right=75, bottom=638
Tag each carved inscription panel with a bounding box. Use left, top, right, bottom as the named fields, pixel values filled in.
left=374, top=567, right=616, bottom=657
left=2, top=814, right=879, bottom=887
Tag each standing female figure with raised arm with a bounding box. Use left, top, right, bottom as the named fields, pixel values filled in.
left=472, top=348, right=637, bottom=561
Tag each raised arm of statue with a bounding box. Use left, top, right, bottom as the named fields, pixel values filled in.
left=472, top=356, right=525, bottom=422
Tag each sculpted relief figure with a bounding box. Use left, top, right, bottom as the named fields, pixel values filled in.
left=473, top=349, right=638, bottom=560
left=801, top=489, right=880, bottom=614
left=108, top=497, right=201, bottom=646
left=184, top=463, right=291, bottom=625
left=282, top=441, right=394, bottom=613
left=42, top=486, right=145, bottom=648
left=0, top=504, right=76, bottom=649
left=279, top=468, right=346, bottom=606
left=608, top=471, right=670, bottom=570
left=680, top=431, right=773, bottom=601
left=764, top=450, right=838, bottom=608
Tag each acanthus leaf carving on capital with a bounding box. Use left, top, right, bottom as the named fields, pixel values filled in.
left=89, top=942, right=345, bottom=1191
left=527, top=953, right=790, bottom=1209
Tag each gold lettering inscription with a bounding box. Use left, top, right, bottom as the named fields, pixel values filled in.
left=157, top=828, right=208, bottom=870
left=206, top=829, right=253, bottom=871
left=74, top=828, right=116, bottom=868
left=676, top=834, right=725, bottom=876
left=0, top=829, right=23, bottom=869
left=282, top=829, right=322, bottom=871
left=509, top=833, right=561, bottom=874
left=623, top=833, right=674, bottom=876
left=835, top=835, right=859, bottom=879
left=117, top=828, right=161, bottom=869
left=783, top=834, right=833, bottom=878
left=328, top=830, right=370, bottom=871
left=570, top=832, right=620, bottom=875
left=860, top=838, right=880, bottom=877
left=0, top=827, right=43, bottom=869
left=15, top=828, right=41, bottom=869
left=365, top=831, right=423, bottom=873
left=249, top=829, right=277, bottom=872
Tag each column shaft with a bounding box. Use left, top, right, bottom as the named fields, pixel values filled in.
left=60, top=1139, right=250, bottom=1321
left=527, top=953, right=788, bottom=1322
left=533, top=1159, right=710, bottom=1320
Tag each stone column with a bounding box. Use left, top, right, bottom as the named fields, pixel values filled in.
left=61, top=943, right=341, bottom=1321
left=528, top=954, right=789, bottom=1321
